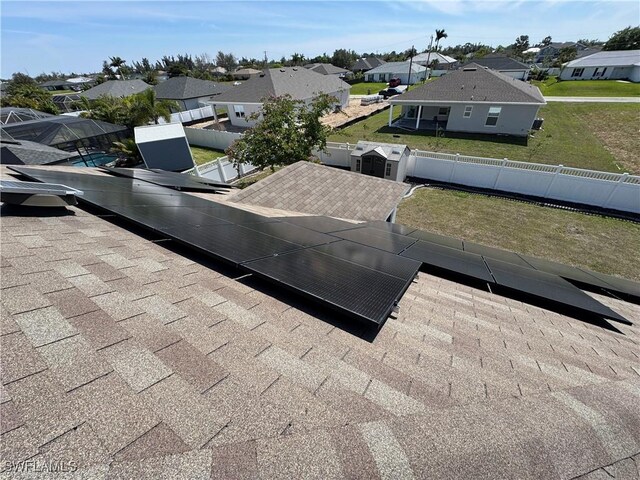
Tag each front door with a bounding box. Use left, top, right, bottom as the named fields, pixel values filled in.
left=361, top=155, right=386, bottom=178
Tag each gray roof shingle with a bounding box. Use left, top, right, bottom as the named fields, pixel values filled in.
left=153, top=77, right=232, bottom=100
left=463, top=54, right=530, bottom=71
left=305, top=63, right=350, bottom=76
left=351, top=57, right=386, bottom=71
left=391, top=64, right=545, bottom=104
left=565, top=49, right=640, bottom=68
left=0, top=140, right=76, bottom=165
left=212, top=68, right=350, bottom=104
left=365, top=62, right=426, bottom=75
left=80, top=80, right=151, bottom=100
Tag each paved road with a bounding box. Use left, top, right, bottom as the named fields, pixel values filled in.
left=544, top=96, right=640, bottom=103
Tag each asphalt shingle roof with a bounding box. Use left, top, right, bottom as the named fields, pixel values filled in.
left=0, top=140, right=76, bottom=165
left=228, top=161, right=410, bottom=221
left=351, top=57, right=386, bottom=71
left=565, top=49, right=640, bottom=68
left=411, top=52, right=458, bottom=64
left=462, top=54, right=530, bottom=71
left=80, top=80, right=151, bottom=100
left=153, top=77, right=232, bottom=100
left=365, top=62, right=426, bottom=75
left=305, top=63, right=350, bottom=76
left=391, top=64, right=545, bottom=104
left=212, top=67, right=350, bottom=104
left=1, top=164, right=639, bottom=478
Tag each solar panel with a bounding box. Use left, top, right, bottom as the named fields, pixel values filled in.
left=400, top=240, right=494, bottom=283
left=244, top=248, right=412, bottom=325
left=484, top=258, right=630, bottom=324
left=313, top=240, right=421, bottom=282
left=332, top=227, right=418, bottom=254
left=366, top=220, right=417, bottom=236
left=519, top=255, right=615, bottom=290
left=243, top=222, right=339, bottom=247
left=579, top=269, right=640, bottom=300
left=464, top=242, right=533, bottom=268
left=276, top=216, right=363, bottom=234
left=104, top=205, right=232, bottom=231
left=103, top=167, right=230, bottom=193
left=408, top=230, right=464, bottom=250
left=0, top=180, right=82, bottom=196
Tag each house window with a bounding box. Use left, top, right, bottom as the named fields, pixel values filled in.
left=485, top=106, right=502, bottom=127
left=571, top=68, right=584, bottom=78
left=594, top=67, right=607, bottom=77
left=233, top=105, right=245, bottom=118
left=463, top=106, right=473, bottom=118
left=385, top=163, right=392, bottom=177
left=355, top=159, right=361, bottom=172
left=367, top=74, right=374, bottom=82
left=378, top=73, right=386, bottom=81
left=406, top=106, right=417, bottom=118
left=438, top=107, right=449, bottom=115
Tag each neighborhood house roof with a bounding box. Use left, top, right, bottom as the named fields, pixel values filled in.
left=153, top=76, right=231, bottom=101
left=228, top=161, right=409, bottom=221
left=304, top=63, right=350, bottom=76
left=564, top=49, right=640, bottom=68
left=365, top=61, right=427, bottom=75
left=463, top=54, right=530, bottom=71
left=391, top=64, right=545, bottom=104
left=0, top=108, right=55, bottom=125
left=212, top=67, right=350, bottom=104
left=80, top=80, right=151, bottom=100
left=1, top=162, right=639, bottom=479
left=0, top=139, right=76, bottom=165
left=351, top=57, right=386, bottom=71
left=411, top=52, right=458, bottom=65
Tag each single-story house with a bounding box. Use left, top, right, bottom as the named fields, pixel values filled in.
left=559, top=50, right=640, bottom=82
left=304, top=63, right=350, bottom=78
left=211, top=67, right=351, bottom=128
left=364, top=62, right=427, bottom=84
left=351, top=57, right=386, bottom=73
left=411, top=52, right=458, bottom=76
left=388, top=64, right=546, bottom=137
left=232, top=68, right=262, bottom=80
left=80, top=79, right=151, bottom=100
left=39, top=80, right=75, bottom=92
left=462, top=54, right=530, bottom=80
left=535, top=42, right=587, bottom=63
left=153, top=76, right=232, bottom=111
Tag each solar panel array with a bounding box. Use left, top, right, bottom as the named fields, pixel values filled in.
left=101, top=167, right=232, bottom=193
left=8, top=166, right=636, bottom=328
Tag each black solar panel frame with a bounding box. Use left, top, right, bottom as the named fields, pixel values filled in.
left=103, top=167, right=229, bottom=193
left=276, top=216, right=364, bottom=234
left=365, top=220, right=418, bottom=236
left=331, top=227, right=418, bottom=254
left=463, top=242, right=533, bottom=268
left=407, top=230, right=464, bottom=250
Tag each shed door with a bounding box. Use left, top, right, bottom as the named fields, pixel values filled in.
left=361, top=155, right=386, bottom=178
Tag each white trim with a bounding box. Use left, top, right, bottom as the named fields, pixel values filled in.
left=389, top=99, right=545, bottom=106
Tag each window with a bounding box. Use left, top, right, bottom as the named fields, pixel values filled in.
left=438, top=107, right=449, bottom=116
left=406, top=106, right=417, bottom=118
left=355, top=159, right=361, bottom=172
left=463, top=106, right=473, bottom=118
left=367, top=74, right=374, bottom=82
left=485, top=106, right=501, bottom=127
left=571, top=68, right=584, bottom=78
left=594, top=67, right=607, bottom=77
left=233, top=105, right=245, bottom=118
left=385, top=163, right=392, bottom=177
left=378, top=73, right=386, bottom=82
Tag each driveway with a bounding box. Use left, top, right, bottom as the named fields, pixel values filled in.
left=544, top=96, right=640, bottom=103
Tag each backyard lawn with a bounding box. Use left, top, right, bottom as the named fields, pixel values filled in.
left=329, top=102, right=640, bottom=173
left=349, top=82, right=389, bottom=95
left=397, top=188, right=640, bottom=281
left=189, top=145, right=226, bottom=166
left=532, top=76, right=640, bottom=97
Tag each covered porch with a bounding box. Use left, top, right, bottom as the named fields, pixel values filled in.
left=388, top=102, right=451, bottom=131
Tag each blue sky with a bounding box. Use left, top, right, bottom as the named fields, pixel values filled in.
left=1, top=0, right=638, bottom=78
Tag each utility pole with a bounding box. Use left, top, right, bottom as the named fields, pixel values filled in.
left=425, top=35, right=434, bottom=80
left=264, top=51, right=268, bottom=69
left=407, top=45, right=415, bottom=89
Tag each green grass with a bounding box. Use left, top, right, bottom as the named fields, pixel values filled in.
left=397, top=188, right=640, bottom=281
left=349, top=82, right=389, bottom=95
left=329, top=102, right=640, bottom=173
left=532, top=76, right=640, bottom=97
left=189, top=145, right=226, bottom=166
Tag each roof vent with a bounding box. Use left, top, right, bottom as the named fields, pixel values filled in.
left=463, top=67, right=477, bottom=71
left=391, top=150, right=400, bottom=155
left=280, top=69, right=286, bottom=72
left=355, top=146, right=364, bottom=150
left=292, top=67, right=298, bottom=71
left=259, top=73, right=265, bottom=77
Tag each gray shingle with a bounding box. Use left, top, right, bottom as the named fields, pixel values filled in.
left=153, top=76, right=231, bottom=100
left=80, top=80, right=150, bottom=100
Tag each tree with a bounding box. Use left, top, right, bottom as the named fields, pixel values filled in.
left=331, top=49, right=358, bottom=69
left=216, top=51, right=237, bottom=72
left=538, top=36, right=552, bottom=47
left=554, top=46, right=578, bottom=68
left=290, top=53, right=305, bottom=66
left=126, top=88, right=177, bottom=125
left=226, top=93, right=335, bottom=172
left=109, top=56, right=127, bottom=79
left=603, top=26, right=640, bottom=51
left=2, top=79, right=59, bottom=114
left=111, top=138, right=142, bottom=166
left=513, top=35, right=530, bottom=57
left=434, top=29, right=448, bottom=51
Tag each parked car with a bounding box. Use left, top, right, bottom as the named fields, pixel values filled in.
left=388, top=77, right=401, bottom=88
left=378, top=87, right=403, bottom=99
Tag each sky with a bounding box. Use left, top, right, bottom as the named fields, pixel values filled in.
left=1, top=0, right=638, bottom=78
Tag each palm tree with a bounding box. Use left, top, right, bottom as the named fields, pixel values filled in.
left=111, top=138, right=142, bottom=166
left=109, top=56, right=127, bottom=80
left=434, top=29, right=448, bottom=52
left=126, top=89, right=178, bottom=126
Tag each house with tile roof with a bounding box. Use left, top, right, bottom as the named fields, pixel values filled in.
left=388, top=64, right=545, bottom=136
left=80, top=79, right=151, bottom=100
left=351, top=56, right=386, bottom=73
left=364, top=62, right=427, bottom=85
left=211, top=67, right=350, bottom=128
left=462, top=54, right=531, bottom=80
left=153, top=76, right=232, bottom=111
left=559, top=50, right=640, bottom=82
left=1, top=162, right=639, bottom=479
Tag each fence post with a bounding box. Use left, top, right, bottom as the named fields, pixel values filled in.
left=602, top=173, right=629, bottom=209
left=492, top=158, right=508, bottom=190
left=543, top=164, right=563, bottom=198
left=217, top=159, right=227, bottom=183
left=449, top=154, right=459, bottom=183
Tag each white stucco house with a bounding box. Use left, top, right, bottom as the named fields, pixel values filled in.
left=410, top=52, right=458, bottom=77
left=462, top=54, right=530, bottom=80
left=153, top=77, right=232, bottom=111
left=364, top=62, right=427, bottom=85
left=211, top=67, right=351, bottom=128
left=559, top=50, right=640, bottom=82
left=388, top=64, right=546, bottom=137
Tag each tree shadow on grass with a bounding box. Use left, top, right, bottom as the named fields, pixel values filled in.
left=376, top=125, right=529, bottom=147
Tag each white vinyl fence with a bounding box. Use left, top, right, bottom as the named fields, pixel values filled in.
left=185, top=127, right=242, bottom=151
left=319, top=142, right=640, bottom=214
left=157, top=105, right=218, bottom=125
left=188, top=156, right=257, bottom=183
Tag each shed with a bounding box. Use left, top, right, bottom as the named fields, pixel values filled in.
left=350, top=141, right=410, bottom=181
